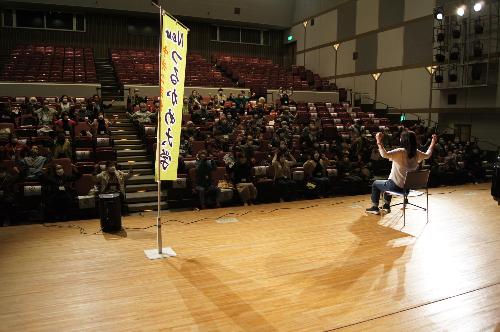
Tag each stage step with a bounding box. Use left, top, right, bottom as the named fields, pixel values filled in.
left=117, top=155, right=149, bottom=162
left=114, top=144, right=144, bottom=150
left=126, top=174, right=155, bottom=185
left=116, top=149, right=147, bottom=156
left=126, top=183, right=157, bottom=193
left=118, top=161, right=152, bottom=169
left=127, top=201, right=168, bottom=212
left=111, top=129, right=136, bottom=135
left=113, top=134, right=138, bottom=140
left=131, top=168, right=154, bottom=175
left=126, top=191, right=167, bottom=204
left=115, top=139, right=142, bottom=145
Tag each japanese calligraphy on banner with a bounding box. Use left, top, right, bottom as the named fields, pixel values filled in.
left=156, top=13, right=188, bottom=181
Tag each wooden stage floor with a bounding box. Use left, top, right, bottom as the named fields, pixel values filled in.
left=0, top=183, right=499, bottom=331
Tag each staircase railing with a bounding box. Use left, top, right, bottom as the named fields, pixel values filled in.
left=352, top=91, right=500, bottom=152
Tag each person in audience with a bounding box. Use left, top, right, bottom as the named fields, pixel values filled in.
left=2, top=134, right=29, bottom=161
left=52, top=131, right=73, bottom=159
left=272, top=151, right=297, bottom=202
left=194, top=150, right=221, bottom=209
left=96, top=161, right=134, bottom=213
left=231, top=152, right=257, bottom=206
left=0, top=165, right=17, bottom=226
left=188, top=90, right=202, bottom=108
left=366, top=131, right=437, bottom=215
left=19, top=145, right=48, bottom=181
left=55, top=113, right=76, bottom=136
left=35, top=100, right=58, bottom=125
left=91, top=112, right=111, bottom=135
left=59, top=95, right=72, bottom=114
left=128, top=90, right=144, bottom=107
left=90, top=94, right=115, bottom=112
left=129, top=103, right=152, bottom=124
left=0, top=103, right=15, bottom=124
left=24, top=97, right=40, bottom=115
left=304, top=151, right=330, bottom=198
left=215, top=88, right=226, bottom=106
left=42, top=163, right=81, bottom=221
left=278, top=87, right=293, bottom=106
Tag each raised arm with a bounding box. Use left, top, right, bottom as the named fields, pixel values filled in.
left=418, top=134, right=438, bottom=161
left=376, top=132, right=399, bottom=160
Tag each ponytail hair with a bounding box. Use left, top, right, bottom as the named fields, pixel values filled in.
left=400, top=130, right=417, bottom=159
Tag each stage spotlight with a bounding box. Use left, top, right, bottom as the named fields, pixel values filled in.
left=471, top=64, right=482, bottom=80
left=473, top=40, right=483, bottom=57
left=474, top=1, right=483, bottom=12
left=435, top=69, right=444, bottom=83
left=437, top=31, right=445, bottom=42
left=475, top=18, right=484, bottom=34
left=457, top=5, right=466, bottom=16
left=450, top=44, right=460, bottom=61
left=435, top=52, right=446, bottom=63
left=434, top=7, right=444, bottom=20
left=449, top=69, right=458, bottom=82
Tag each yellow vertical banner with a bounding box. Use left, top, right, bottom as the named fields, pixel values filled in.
left=156, top=14, right=188, bottom=181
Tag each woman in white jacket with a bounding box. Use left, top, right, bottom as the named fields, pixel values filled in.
left=366, top=130, right=437, bottom=215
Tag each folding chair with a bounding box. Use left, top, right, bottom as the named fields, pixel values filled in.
left=386, top=169, right=430, bottom=226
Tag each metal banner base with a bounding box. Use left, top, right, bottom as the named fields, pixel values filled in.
left=144, top=247, right=177, bottom=260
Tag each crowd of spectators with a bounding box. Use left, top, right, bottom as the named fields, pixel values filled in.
left=0, top=94, right=120, bottom=225
left=128, top=88, right=492, bottom=210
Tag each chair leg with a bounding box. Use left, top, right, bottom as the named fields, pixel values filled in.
left=403, top=194, right=406, bottom=227
left=426, top=188, right=429, bottom=224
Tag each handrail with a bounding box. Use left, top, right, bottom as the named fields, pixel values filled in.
left=351, top=91, right=500, bottom=151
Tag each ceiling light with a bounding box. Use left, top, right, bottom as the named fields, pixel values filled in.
left=474, top=2, right=483, bottom=12
left=457, top=5, right=466, bottom=16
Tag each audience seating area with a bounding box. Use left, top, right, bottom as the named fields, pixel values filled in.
left=0, top=45, right=97, bottom=83
left=212, top=54, right=333, bottom=91
left=110, top=49, right=159, bottom=85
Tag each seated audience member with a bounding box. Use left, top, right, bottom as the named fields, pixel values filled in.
left=231, top=152, right=257, bottom=206
left=24, top=97, right=40, bottom=114
left=130, top=103, right=152, bottom=124
left=35, top=100, right=58, bottom=126
left=19, top=145, right=48, bottom=181
left=0, top=103, right=15, bottom=124
left=304, top=151, right=330, bottom=197
left=214, top=116, right=233, bottom=135
left=59, top=95, right=72, bottom=114
left=42, top=163, right=81, bottom=221
left=188, top=90, right=202, bottom=109
left=215, top=88, right=226, bottom=106
left=239, top=135, right=259, bottom=160
left=2, top=134, right=29, bottom=161
left=55, top=114, right=77, bottom=136
left=128, top=90, right=144, bottom=107
left=96, top=161, right=133, bottom=213
left=0, top=165, right=17, bottom=226
left=52, top=132, right=73, bottom=159
left=278, top=86, right=293, bottom=106
left=90, top=94, right=115, bottom=112
left=194, top=150, right=221, bottom=209
left=91, top=112, right=111, bottom=135
left=272, top=151, right=297, bottom=202
left=94, top=161, right=107, bottom=175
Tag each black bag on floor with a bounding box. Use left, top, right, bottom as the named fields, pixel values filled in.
left=492, top=154, right=500, bottom=201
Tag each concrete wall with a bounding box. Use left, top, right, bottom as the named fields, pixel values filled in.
left=124, top=85, right=339, bottom=104
left=0, top=82, right=100, bottom=97
left=3, top=0, right=295, bottom=28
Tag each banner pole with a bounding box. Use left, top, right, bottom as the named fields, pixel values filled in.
left=156, top=4, right=163, bottom=255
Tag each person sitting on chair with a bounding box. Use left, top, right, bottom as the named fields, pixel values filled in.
left=366, top=130, right=437, bottom=215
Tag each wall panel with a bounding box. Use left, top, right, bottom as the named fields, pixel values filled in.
left=337, top=39, right=356, bottom=75
left=356, top=0, right=379, bottom=35
left=377, top=70, right=402, bottom=108
left=402, top=67, right=431, bottom=109
left=404, top=0, right=435, bottom=21
left=377, top=27, right=404, bottom=69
